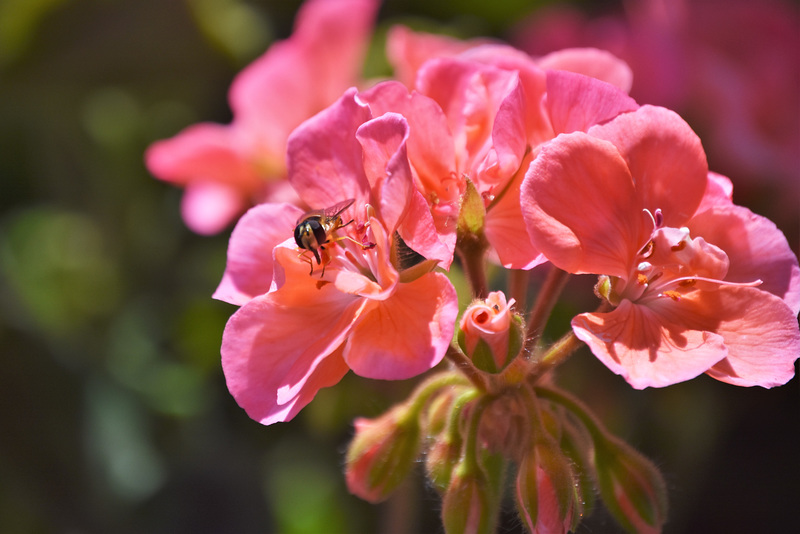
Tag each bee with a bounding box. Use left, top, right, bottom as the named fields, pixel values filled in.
left=294, top=198, right=356, bottom=275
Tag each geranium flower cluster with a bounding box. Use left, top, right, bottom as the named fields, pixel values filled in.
left=146, top=1, right=800, bottom=532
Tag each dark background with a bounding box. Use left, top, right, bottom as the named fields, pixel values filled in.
left=1, top=1, right=797, bottom=532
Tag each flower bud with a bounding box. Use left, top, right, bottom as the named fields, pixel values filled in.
left=345, top=405, right=421, bottom=503
left=593, top=437, right=668, bottom=534
left=425, top=435, right=462, bottom=494
left=442, top=461, right=495, bottom=534
left=515, top=437, right=581, bottom=534
left=458, top=291, right=523, bottom=373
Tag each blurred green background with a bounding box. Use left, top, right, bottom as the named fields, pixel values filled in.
left=1, top=0, right=797, bottom=533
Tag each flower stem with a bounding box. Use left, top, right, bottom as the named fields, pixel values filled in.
left=508, top=269, right=529, bottom=311
left=456, top=235, right=489, bottom=299
left=446, top=344, right=490, bottom=392
left=524, top=265, right=571, bottom=355
left=405, top=371, right=471, bottom=419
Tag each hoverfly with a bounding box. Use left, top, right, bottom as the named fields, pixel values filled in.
left=294, top=198, right=356, bottom=275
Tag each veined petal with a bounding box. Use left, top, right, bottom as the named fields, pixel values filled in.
left=397, top=189, right=457, bottom=269
left=345, top=272, right=458, bottom=379
left=485, top=153, right=546, bottom=270
left=521, top=133, right=642, bottom=277
left=699, top=287, right=800, bottom=387
left=588, top=106, right=708, bottom=227
left=213, top=203, right=305, bottom=305
left=688, top=204, right=800, bottom=313
left=416, top=58, right=521, bottom=170
left=356, top=113, right=414, bottom=232
left=359, top=81, right=461, bottom=204
left=287, top=88, right=373, bottom=209
left=475, top=74, right=527, bottom=190
left=221, top=286, right=365, bottom=425
left=572, top=300, right=727, bottom=389
left=544, top=70, right=638, bottom=135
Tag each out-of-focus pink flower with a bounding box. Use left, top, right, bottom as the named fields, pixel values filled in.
left=145, top=0, right=379, bottom=234
left=522, top=105, right=800, bottom=388
left=218, top=90, right=458, bottom=424
left=514, top=0, right=800, bottom=228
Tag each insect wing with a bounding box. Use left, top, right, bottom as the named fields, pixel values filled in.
left=322, top=198, right=355, bottom=220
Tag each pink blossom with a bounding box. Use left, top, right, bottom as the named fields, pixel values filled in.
left=144, top=0, right=378, bottom=234
left=218, top=90, right=458, bottom=424
left=387, top=25, right=633, bottom=94
left=363, top=51, right=637, bottom=271
left=522, top=105, right=800, bottom=388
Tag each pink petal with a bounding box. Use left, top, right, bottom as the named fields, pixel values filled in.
left=696, top=172, right=734, bottom=213
left=213, top=203, right=305, bottom=305
left=145, top=122, right=264, bottom=190
left=544, top=70, right=638, bottom=135
left=181, top=181, right=250, bottom=235
left=699, top=287, right=800, bottom=387
left=397, top=190, right=457, bottom=269
left=345, top=272, right=458, bottom=379
left=386, top=25, right=481, bottom=87
left=230, top=0, right=378, bottom=142
left=537, top=47, right=633, bottom=93
left=416, top=58, right=520, bottom=167
left=572, top=300, right=727, bottom=389
left=475, top=75, right=528, bottom=190
left=484, top=153, right=546, bottom=270
left=356, top=113, right=414, bottom=232
left=521, top=132, right=642, bottom=277
left=221, top=277, right=366, bottom=425
left=457, top=45, right=552, bottom=147
left=360, top=81, right=461, bottom=204
left=588, top=106, right=708, bottom=227
left=688, top=204, right=800, bottom=314
left=287, top=88, right=373, bottom=209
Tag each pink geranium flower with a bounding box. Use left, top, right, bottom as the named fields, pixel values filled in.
left=144, top=0, right=378, bottom=234
left=522, top=105, right=800, bottom=388
left=363, top=51, right=637, bottom=270
left=217, top=89, right=458, bottom=424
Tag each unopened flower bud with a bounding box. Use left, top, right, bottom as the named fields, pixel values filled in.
left=442, top=461, right=495, bottom=534
left=594, top=437, right=668, bottom=534
left=458, top=291, right=523, bottom=373
left=426, top=435, right=462, bottom=494
left=345, top=405, right=421, bottom=503
left=515, top=437, right=581, bottom=534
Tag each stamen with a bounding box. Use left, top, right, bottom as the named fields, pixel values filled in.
left=660, top=290, right=682, bottom=301
left=654, top=209, right=664, bottom=228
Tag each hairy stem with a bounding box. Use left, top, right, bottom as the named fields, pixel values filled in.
left=456, top=235, right=489, bottom=299
left=446, top=344, right=490, bottom=392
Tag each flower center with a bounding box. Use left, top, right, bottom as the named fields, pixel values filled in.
left=596, top=208, right=758, bottom=307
